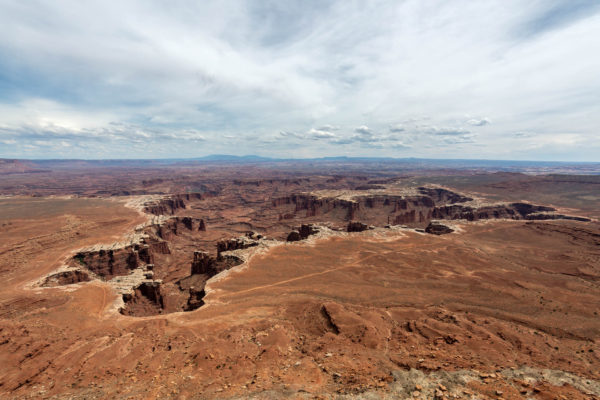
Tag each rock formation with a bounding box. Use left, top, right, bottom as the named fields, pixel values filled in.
left=347, top=221, right=369, bottom=232
left=298, top=224, right=319, bottom=238
left=147, top=240, right=171, bottom=255
left=191, top=250, right=243, bottom=276
left=272, top=188, right=588, bottom=228
left=155, top=216, right=206, bottom=239
left=432, top=202, right=558, bottom=221
left=73, top=246, right=141, bottom=279
left=190, top=251, right=218, bottom=275
left=216, top=234, right=260, bottom=258
left=287, top=224, right=320, bottom=242
left=417, top=187, right=473, bottom=204
left=525, top=213, right=590, bottom=222
left=272, top=192, right=445, bottom=226
left=143, top=193, right=206, bottom=215
left=425, top=222, right=454, bottom=235
left=121, top=282, right=164, bottom=316
left=42, top=270, right=91, bottom=286
left=184, top=287, right=206, bottom=311
left=286, top=230, right=302, bottom=242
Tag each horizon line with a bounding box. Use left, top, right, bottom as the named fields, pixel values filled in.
left=2, top=155, right=599, bottom=164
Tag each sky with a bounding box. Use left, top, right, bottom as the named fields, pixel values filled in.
left=0, top=0, right=599, bottom=161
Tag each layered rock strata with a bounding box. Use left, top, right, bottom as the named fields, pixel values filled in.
left=272, top=188, right=588, bottom=227
left=287, top=224, right=320, bottom=242
left=143, top=193, right=206, bottom=215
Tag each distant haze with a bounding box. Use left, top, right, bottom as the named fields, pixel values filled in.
left=0, top=1, right=599, bottom=161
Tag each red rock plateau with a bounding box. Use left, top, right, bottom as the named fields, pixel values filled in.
left=0, top=160, right=599, bottom=399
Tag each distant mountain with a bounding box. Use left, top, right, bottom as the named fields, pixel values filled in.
left=192, top=154, right=276, bottom=162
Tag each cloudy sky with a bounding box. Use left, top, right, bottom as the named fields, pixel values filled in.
left=0, top=0, right=599, bottom=160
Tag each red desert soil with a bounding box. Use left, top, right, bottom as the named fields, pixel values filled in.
left=0, top=170, right=599, bottom=399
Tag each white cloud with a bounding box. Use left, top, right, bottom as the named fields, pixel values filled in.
left=389, top=124, right=405, bottom=133
left=0, top=1, right=599, bottom=160
left=317, top=125, right=339, bottom=132
left=354, top=126, right=372, bottom=135
left=513, top=131, right=535, bottom=138
left=308, top=128, right=337, bottom=139
left=421, top=126, right=471, bottom=136
left=466, top=118, right=491, bottom=126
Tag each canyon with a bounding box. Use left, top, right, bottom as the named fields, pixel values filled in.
left=0, top=161, right=599, bottom=399
left=45, top=184, right=589, bottom=319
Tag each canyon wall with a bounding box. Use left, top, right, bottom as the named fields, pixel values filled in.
left=271, top=189, right=588, bottom=227
left=144, top=193, right=206, bottom=215
left=74, top=245, right=142, bottom=279
left=154, top=216, right=206, bottom=240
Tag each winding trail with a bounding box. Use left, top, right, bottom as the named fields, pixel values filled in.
left=97, top=284, right=108, bottom=317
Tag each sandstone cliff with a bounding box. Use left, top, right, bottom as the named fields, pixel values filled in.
left=154, top=216, right=206, bottom=240
left=143, top=193, right=206, bottom=215
left=271, top=189, right=586, bottom=227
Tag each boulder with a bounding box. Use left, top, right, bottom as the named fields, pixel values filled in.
left=425, top=222, right=454, bottom=235
left=286, top=230, right=302, bottom=242
left=347, top=221, right=369, bottom=232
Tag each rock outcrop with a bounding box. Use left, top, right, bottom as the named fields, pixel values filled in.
left=273, top=193, right=440, bottom=225
left=155, top=216, right=206, bottom=240
left=272, top=194, right=360, bottom=220
left=347, top=221, right=369, bottom=232
left=144, top=197, right=185, bottom=216
left=185, top=287, right=206, bottom=311
left=526, top=213, right=590, bottom=222
left=147, top=240, right=171, bottom=255
left=216, top=234, right=261, bottom=258
left=42, top=270, right=91, bottom=286
left=418, top=187, right=473, bottom=204
left=144, top=193, right=206, bottom=215
left=121, top=282, right=165, bottom=316
left=191, top=250, right=244, bottom=276
left=190, top=251, right=218, bottom=275
left=432, top=202, right=558, bottom=221
left=72, top=237, right=168, bottom=280
left=272, top=188, right=587, bottom=229
left=74, top=246, right=141, bottom=279
left=425, top=222, right=454, bottom=235
left=287, top=224, right=320, bottom=242
left=286, top=230, right=302, bottom=242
